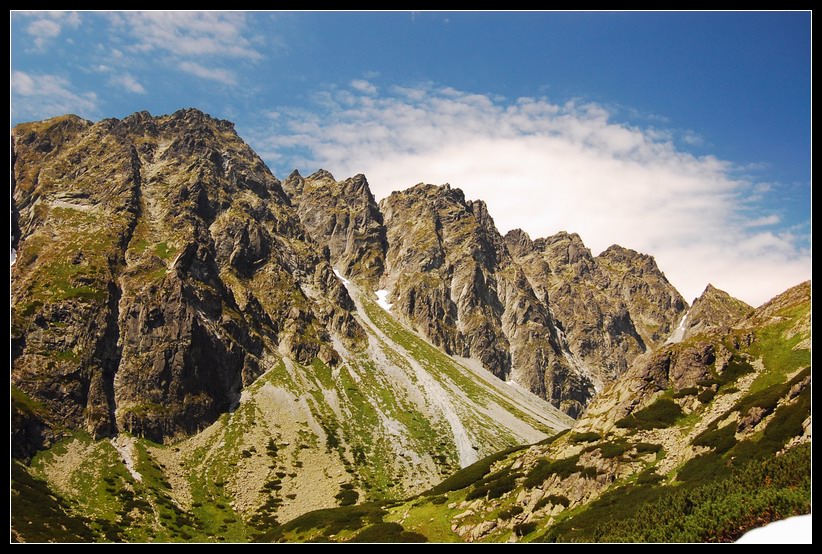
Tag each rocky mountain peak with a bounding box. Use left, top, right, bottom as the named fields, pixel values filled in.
left=284, top=168, right=386, bottom=287
left=11, top=111, right=363, bottom=444
left=502, top=228, right=533, bottom=258
left=667, top=283, right=752, bottom=344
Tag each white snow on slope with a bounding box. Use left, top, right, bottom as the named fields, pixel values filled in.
left=332, top=268, right=350, bottom=286
left=375, top=289, right=392, bottom=311
left=736, top=514, right=811, bottom=543
left=665, top=312, right=689, bottom=344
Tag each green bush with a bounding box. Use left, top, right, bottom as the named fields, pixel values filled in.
left=498, top=505, right=524, bottom=520
left=539, top=444, right=810, bottom=543
left=466, top=470, right=520, bottom=500
left=636, top=469, right=664, bottom=485
left=534, top=494, right=570, bottom=511
left=717, top=356, right=754, bottom=385
left=524, top=454, right=582, bottom=489
left=425, top=445, right=524, bottom=495
left=676, top=452, right=728, bottom=484
left=348, top=522, right=427, bottom=543
left=634, top=442, right=662, bottom=455
left=692, top=423, right=736, bottom=453
left=579, top=467, right=599, bottom=479
left=429, top=496, right=448, bottom=505
left=570, top=432, right=601, bottom=444
left=514, top=522, right=538, bottom=537
left=697, top=389, right=717, bottom=403
left=260, top=503, right=387, bottom=541
left=597, top=439, right=631, bottom=459
left=335, top=489, right=359, bottom=507
left=616, top=398, right=684, bottom=430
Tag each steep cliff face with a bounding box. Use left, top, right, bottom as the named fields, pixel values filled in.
left=11, top=109, right=363, bottom=443
left=282, top=169, right=386, bottom=289
left=379, top=184, right=594, bottom=416
left=505, top=229, right=686, bottom=392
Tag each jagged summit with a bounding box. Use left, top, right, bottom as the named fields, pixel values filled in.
left=667, top=283, right=752, bottom=344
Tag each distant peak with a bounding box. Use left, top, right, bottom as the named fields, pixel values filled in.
left=307, top=169, right=335, bottom=181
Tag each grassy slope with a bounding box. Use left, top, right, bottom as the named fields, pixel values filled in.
left=347, top=287, right=811, bottom=543
left=12, top=286, right=568, bottom=543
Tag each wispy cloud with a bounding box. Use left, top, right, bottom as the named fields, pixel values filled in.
left=108, top=73, right=146, bottom=94
left=101, top=11, right=260, bottom=86
left=255, top=84, right=810, bottom=306
left=110, top=11, right=262, bottom=60
left=17, top=11, right=81, bottom=52
left=11, top=70, right=98, bottom=120
left=178, top=61, right=236, bottom=84
left=350, top=79, right=378, bottom=95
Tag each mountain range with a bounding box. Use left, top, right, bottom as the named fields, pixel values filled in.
left=10, top=109, right=810, bottom=543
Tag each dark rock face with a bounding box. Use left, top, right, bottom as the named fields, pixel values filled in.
left=282, top=169, right=387, bottom=289
left=379, top=185, right=594, bottom=416
left=11, top=109, right=364, bottom=446
left=673, top=284, right=752, bottom=342
left=506, top=229, right=687, bottom=392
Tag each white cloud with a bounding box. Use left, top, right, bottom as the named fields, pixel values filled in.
left=11, top=70, right=98, bottom=120
left=18, top=11, right=82, bottom=51
left=99, top=12, right=261, bottom=86
left=255, top=84, right=810, bottom=307
left=350, top=79, right=378, bottom=95
left=111, top=11, right=262, bottom=61
left=178, top=61, right=236, bottom=84
left=109, top=73, right=146, bottom=94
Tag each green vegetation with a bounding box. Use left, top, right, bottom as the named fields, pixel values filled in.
left=569, top=431, right=601, bottom=444
left=524, top=454, right=583, bottom=489
left=260, top=503, right=388, bottom=542
left=465, top=467, right=521, bottom=500
left=539, top=444, right=810, bottom=542
left=616, top=398, right=684, bottom=430
left=11, top=461, right=95, bottom=542
left=498, top=505, right=524, bottom=520
left=426, top=445, right=524, bottom=496
left=692, top=423, right=736, bottom=454
left=595, top=439, right=631, bottom=459
left=634, top=443, right=662, bottom=455
left=349, top=522, right=427, bottom=543
left=534, top=495, right=570, bottom=511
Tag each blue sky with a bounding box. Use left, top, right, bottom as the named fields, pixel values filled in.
left=11, top=11, right=811, bottom=305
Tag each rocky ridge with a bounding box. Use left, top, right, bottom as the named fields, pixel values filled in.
left=666, top=284, right=752, bottom=344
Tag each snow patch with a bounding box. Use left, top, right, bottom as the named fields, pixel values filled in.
left=332, top=268, right=350, bottom=286
left=375, top=289, right=392, bottom=311
left=665, top=312, right=689, bottom=344
left=10, top=248, right=16, bottom=267
left=736, top=514, right=811, bottom=543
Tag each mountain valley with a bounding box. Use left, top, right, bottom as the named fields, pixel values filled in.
left=10, top=110, right=811, bottom=543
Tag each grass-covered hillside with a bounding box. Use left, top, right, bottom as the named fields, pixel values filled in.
left=11, top=282, right=570, bottom=542
left=261, top=281, right=811, bottom=543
